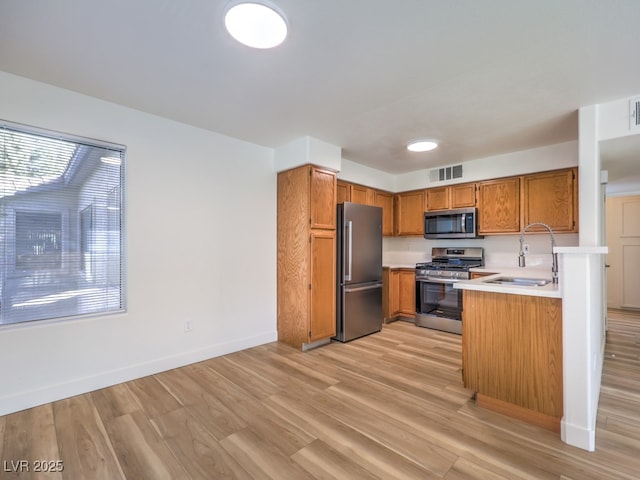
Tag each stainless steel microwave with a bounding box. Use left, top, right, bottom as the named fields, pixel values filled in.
left=424, top=207, right=481, bottom=239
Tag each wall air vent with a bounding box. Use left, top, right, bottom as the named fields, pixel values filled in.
left=429, top=164, right=463, bottom=183
left=630, top=96, right=640, bottom=132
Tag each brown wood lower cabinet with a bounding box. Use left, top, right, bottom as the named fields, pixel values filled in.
left=462, top=290, right=563, bottom=432
left=383, top=267, right=416, bottom=321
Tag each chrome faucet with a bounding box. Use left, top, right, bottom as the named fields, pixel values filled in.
left=518, top=222, right=558, bottom=284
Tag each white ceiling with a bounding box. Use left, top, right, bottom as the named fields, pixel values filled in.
left=1, top=0, right=640, bottom=176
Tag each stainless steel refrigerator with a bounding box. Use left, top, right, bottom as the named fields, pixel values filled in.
left=334, top=202, right=383, bottom=342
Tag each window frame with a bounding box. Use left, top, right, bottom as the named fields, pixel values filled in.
left=0, top=119, right=127, bottom=327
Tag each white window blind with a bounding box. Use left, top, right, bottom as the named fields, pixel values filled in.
left=0, top=122, right=125, bottom=325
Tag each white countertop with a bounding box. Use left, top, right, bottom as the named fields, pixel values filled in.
left=383, top=264, right=417, bottom=269
left=454, top=266, right=562, bottom=298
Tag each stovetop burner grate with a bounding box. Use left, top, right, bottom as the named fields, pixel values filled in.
left=416, top=246, right=484, bottom=272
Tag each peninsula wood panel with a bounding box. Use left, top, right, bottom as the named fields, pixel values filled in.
left=462, top=290, right=563, bottom=428
left=522, top=167, right=578, bottom=232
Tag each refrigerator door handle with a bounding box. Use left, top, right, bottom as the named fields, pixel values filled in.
left=345, top=283, right=383, bottom=293
left=345, top=220, right=353, bottom=281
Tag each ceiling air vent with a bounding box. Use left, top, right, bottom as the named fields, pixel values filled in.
left=429, top=164, right=463, bottom=183
left=631, top=96, right=640, bottom=132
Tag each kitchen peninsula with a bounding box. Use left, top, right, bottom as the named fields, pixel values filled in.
left=455, top=271, right=563, bottom=432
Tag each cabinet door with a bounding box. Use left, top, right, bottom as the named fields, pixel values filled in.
left=394, top=190, right=425, bottom=236
left=478, top=177, right=521, bottom=234
left=374, top=190, right=394, bottom=236
left=351, top=184, right=374, bottom=205
left=450, top=183, right=477, bottom=208
left=425, top=187, right=450, bottom=211
left=523, top=168, right=577, bottom=232
left=382, top=268, right=391, bottom=319
left=389, top=270, right=400, bottom=317
left=336, top=180, right=350, bottom=204
left=310, top=166, right=336, bottom=230
left=398, top=270, right=416, bottom=316
left=309, top=230, right=336, bottom=342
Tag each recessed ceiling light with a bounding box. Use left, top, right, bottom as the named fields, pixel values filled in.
left=224, top=2, right=288, bottom=49
left=407, top=140, right=439, bottom=152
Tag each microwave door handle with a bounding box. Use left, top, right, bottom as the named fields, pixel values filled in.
left=345, top=220, right=353, bottom=281
left=461, top=213, right=466, bottom=234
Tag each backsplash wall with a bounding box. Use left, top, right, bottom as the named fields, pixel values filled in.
left=383, top=233, right=579, bottom=268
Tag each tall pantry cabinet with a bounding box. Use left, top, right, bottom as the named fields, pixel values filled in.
left=277, top=164, right=337, bottom=350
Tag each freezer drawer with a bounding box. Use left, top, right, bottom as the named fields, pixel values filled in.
left=335, top=282, right=383, bottom=342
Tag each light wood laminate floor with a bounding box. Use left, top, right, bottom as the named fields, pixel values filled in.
left=1, top=310, right=639, bottom=479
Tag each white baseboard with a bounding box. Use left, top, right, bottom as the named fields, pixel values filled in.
left=0, top=330, right=277, bottom=416
left=561, top=419, right=596, bottom=451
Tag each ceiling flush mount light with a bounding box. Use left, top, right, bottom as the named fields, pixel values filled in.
left=224, top=2, right=288, bottom=49
left=407, top=140, right=439, bottom=152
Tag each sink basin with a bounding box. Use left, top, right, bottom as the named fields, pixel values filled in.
left=484, top=276, right=551, bottom=287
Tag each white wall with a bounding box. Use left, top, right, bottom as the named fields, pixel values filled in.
left=338, top=158, right=396, bottom=192
left=274, top=136, right=342, bottom=173
left=598, top=95, right=640, bottom=141
left=395, top=141, right=578, bottom=192
left=0, top=71, right=277, bottom=415
left=383, top=234, right=579, bottom=268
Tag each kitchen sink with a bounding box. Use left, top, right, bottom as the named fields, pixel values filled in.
left=483, top=276, right=551, bottom=287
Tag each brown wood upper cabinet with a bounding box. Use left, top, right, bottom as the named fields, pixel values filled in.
left=425, top=183, right=477, bottom=211
left=277, top=164, right=337, bottom=349
left=336, top=180, right=350, bottom=204
left=337, top=180, right=394, bottom=236
left=394, top=189, right=425, bottom=236
left=522, top=168, right=578, bottom=233
left=477, top=177, right=521, bottom=234
left=477, top=167, right=578, bottom=235
left=351, top=183, right=375, bottom=205
left=310, top=167, right=337, bottom=230
left=336, top=180, right=374, bottom=205
left=373, top=190, right=394, bottom=236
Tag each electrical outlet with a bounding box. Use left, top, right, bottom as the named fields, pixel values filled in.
left=523, top=244, right=530, bottom=254
left=183, top=319, right=193, bottom=333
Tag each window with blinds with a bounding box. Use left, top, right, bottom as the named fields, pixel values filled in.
left=0, top=122, right=125, bottom=325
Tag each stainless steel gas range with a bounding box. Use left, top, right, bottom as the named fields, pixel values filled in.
left=415, top=247, right=484, bottom=334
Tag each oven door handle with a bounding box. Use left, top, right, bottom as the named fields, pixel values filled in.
left=416, top=277, right=461, bottom=284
